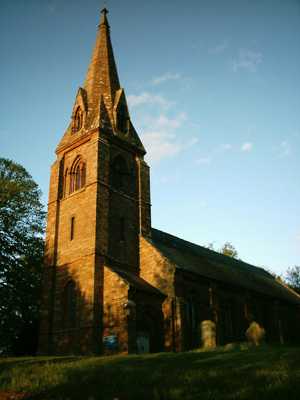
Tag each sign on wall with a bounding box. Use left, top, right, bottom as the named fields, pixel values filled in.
left=104, top=335, right=118, bottom=349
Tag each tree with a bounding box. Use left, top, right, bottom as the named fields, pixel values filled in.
left=0, top=158, right=46, bottom=354
left=204, top=241, right=239, bottom=259
left=218, top=242, right=239, bottom=259
left=284, top=266, right=300, bottom=295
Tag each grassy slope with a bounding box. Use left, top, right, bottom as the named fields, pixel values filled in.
left=0, top=346, right=300, bottom=400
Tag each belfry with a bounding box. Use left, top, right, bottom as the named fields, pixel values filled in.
left=39, top=9, right=300, bottom=355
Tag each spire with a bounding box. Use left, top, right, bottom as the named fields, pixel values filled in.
left=83, top=8, right=120, bottom=125
left=56, top=7, right=146, bottom=155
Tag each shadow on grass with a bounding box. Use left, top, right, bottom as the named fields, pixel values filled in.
left=1, top=347, right=300, bottom=400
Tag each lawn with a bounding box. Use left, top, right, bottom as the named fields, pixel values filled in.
left=0, top=345, right=299, bottom=400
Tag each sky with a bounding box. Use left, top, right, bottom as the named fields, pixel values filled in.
left=1, top=0, right=299, bottom=275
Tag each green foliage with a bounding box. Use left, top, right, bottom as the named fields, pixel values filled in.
left=204, top=241, right=239, bottom=259
left=0, top=158, right=46, bottom=354
left=0, top=347, right=300, bottom=399
left=218, top=242, right=239, bottom=258
left=284, top=266, right=300, bottom=294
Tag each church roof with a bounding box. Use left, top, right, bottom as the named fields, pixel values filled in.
left=108, top=266, right=167, bottom=297
left=149, top=228, right=300, bottom=305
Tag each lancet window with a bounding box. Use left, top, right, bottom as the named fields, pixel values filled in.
left=72, top=106, right=83, bottom=133
left=63, top=280, right=78, bottom=329
left=186, top=292, right=197, bottom=329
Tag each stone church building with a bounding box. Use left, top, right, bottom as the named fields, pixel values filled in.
left=39, top=9, right=300, bottom=355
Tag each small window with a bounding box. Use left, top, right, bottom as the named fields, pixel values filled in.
left=186, top=292, right=197, bottom=329
left=70, top=217, right=75, bottom=240
left=187, top=298, right=195, bottom=329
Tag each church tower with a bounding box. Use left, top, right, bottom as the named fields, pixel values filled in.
left=38, top=9, right=162, bottom=355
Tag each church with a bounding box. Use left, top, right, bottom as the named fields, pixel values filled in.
left=39, top=9, right=300, bottom=355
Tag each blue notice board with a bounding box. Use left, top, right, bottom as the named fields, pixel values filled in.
left=105, top=335, right=118, bottom=349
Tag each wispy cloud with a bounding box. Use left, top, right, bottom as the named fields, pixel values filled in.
left=272, top=140, right=291, bottom=158
left=152, top=112, right=187, bottom=129
left=241, top=142, right=253, bottom=151
left=213, top=143, right=234, bottom=153
left=127, top=92, right=174, bottom=109
left=280, top=141, right=291, bottom=157
left=209, top=39, right=228, bottom=54
left=185, top=138, right=198, bottom=148
left=194, top=158, right=211, bottom=165
left=141, top=131, right=181, bottom=165
left=232, top=50, right=262, bottom=73
left=151, top=72, right=181, bottom=85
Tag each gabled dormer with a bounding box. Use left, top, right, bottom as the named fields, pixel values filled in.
left=71, top=88, right=87, bottom=134
left=114, top=88, right=130, bottom=135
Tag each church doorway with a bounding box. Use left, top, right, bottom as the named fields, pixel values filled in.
left=136, top=309, right=164, bottom=354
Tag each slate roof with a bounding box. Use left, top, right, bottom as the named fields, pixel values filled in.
left=149, top=228, right=300, bottom=305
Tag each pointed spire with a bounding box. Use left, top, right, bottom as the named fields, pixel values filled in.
left=83, top=8, right=120, bottom=127
left=100, top=7, right=109, bottom=28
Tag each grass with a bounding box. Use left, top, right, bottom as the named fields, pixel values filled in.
left=1, top=345, right=300, bottom=399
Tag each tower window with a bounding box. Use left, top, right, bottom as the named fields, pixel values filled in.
left=69, top=158, right=87, bottom=194
left=70, top=217, right=75, bottom=240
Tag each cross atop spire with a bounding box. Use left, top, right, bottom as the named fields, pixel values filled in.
left=100, top=7, right=109, bottom=28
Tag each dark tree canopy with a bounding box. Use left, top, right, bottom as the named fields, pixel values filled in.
left=284, top=266, right=300, bottom=295
left=0, top=158, right=46, bottom=354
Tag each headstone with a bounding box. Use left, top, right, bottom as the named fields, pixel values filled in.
left=246, top=321, right=265, bottom=345
left=199, top=320, right=216, bottom=348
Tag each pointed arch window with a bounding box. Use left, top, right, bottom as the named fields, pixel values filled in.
left=69, top=158, right=87, bottom=194
left=63, top=280, right=78, bottom=329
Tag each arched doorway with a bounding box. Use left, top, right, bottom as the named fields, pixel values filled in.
left=137, top=309, right=164, bottom=354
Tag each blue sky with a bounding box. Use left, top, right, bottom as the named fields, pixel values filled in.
left=1, top=0, right=299, bottom=275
